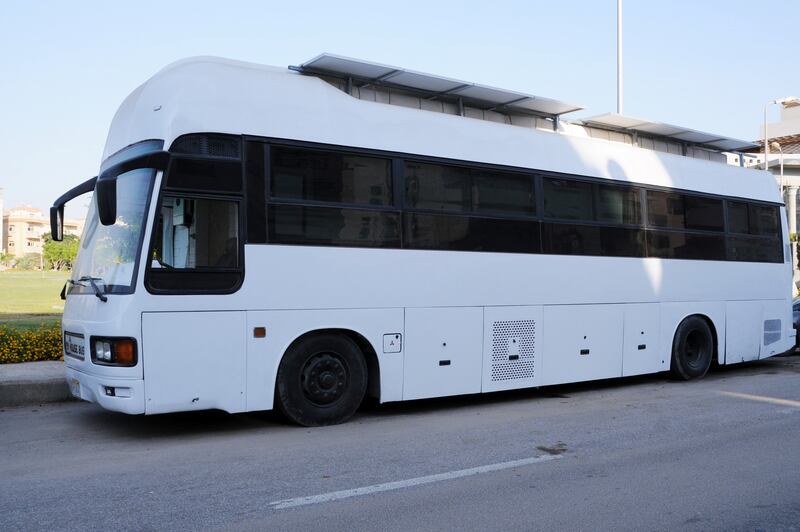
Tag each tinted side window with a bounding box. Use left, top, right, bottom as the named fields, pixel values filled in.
left=166, top=158, right=243, bottom=193
left=269, top=205, right=400, bottom=248
left=544, top=179, right=593, bottom=220
left=728, top=236, right=782, bottom=263
left=727, top=201, right=749, bottom=234
left=244, top=141, right=267, bottom=243
left=406, top=162, right=471, bottom=212
left=406, top=162, right=535, bottom=216
left=749, top=204, right=779, bottom=236
left=472, top=170, right=535, bottom=216
left=543, top=223, right=644, bottom=257
left=271, top=147, right=392, bottom=206
left=647, top=191, right=684, bottom=228
left=684, top=196, right=723, bottom=231
left=595, top=184, right=640, bottom=225
left=646, top=231, right=726, bottom=260
left=405, top=213, right=540, bottom=253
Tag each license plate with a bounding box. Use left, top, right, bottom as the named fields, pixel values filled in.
left=63, top=331, right=86, bottom=360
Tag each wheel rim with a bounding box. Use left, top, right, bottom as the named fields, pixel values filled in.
left=300, top=352, right=349, bottom=406
left=684, top=329, right=709, bottom=370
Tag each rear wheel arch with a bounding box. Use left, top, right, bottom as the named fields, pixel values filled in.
left=670, top=314, right=716, bottom=380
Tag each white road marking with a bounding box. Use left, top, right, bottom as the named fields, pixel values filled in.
left=269, top=454, right=562, bottom=510
left=719, top=391, right=800, bottom=409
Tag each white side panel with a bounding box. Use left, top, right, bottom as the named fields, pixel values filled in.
left=541, top=305, right=624, bottom=386
left=725, top=301, right=762, bottom=364
left=245, top=308, right=404, bottom=411
left=403, top=307, right=483, bottom=400
left=142, top=311, right=247, bottom=414
left=622, top=303, right=661, bottom=377
left=482, top=306, right=543, bottom=392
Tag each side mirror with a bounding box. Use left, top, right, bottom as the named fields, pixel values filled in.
left=96, top=176, right=117, bottom=226
left=49, top=205, right=64, bottom=241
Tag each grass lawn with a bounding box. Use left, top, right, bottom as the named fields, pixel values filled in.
left=0, top=270, right=69, bottom=329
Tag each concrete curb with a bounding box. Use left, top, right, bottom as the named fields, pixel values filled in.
left=0, top=361, right=74, bottom=408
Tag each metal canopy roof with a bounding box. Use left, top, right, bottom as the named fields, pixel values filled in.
left=293, top=53, right=583, bottom=117
left=581, top=113, right=759, bottom=152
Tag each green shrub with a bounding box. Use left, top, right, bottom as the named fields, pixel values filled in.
left=14, top=253, right=42, bottom=271
left=0, top=323, right=63, bottom=364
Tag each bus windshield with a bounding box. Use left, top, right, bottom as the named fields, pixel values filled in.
left=70, top=168, right=154, bottom=294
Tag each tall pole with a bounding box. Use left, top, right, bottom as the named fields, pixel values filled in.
left=764, top=104, right=770, bottom=170
left=617, top=0, right=623, bottom=114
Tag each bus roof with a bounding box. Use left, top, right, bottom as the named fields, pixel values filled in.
left=103, top=56, right=781, bottom=205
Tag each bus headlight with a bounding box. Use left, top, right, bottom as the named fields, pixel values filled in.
left=90, top=337, right=137, bottom=367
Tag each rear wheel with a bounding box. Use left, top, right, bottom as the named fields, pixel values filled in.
left=670, top=316, right=713, bottom=380
left=275, top=333, right=367, bottom=426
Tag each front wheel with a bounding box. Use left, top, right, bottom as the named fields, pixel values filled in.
left=670, top=316, right=714, bottom=380
left=275, top=333, right=367, bottom=426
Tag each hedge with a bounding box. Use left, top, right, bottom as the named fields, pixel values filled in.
left=0, top=324, right=63, bottom=364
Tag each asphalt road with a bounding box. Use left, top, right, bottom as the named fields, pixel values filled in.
left=2, top=355, right=800, bottom=531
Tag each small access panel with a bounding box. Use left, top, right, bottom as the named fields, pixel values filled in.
left=482, top=306, right=543, bottom=392
left=541, top=304, right=624, bottom=386
left=403, top=307, right=483, bottom=400
left=622, top=303, right=661, bottom=377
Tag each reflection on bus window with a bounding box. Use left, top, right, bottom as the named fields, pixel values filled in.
left=151, top=197, right=239, bottom=269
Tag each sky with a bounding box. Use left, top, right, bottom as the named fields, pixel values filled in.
left=1, top=0, right=799, bottom=219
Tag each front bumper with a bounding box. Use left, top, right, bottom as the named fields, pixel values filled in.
left=65, top=366, right=145, bottom=414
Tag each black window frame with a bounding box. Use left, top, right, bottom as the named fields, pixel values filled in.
left=193, top=134, right=786, bottom=264
left=269, top=144, right=395, bottom=207
left=144, top=137, right=246, bottom=295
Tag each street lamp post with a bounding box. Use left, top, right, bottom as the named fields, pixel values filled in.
left=770, top=141, right=784, bottom=192
left=617, top=0, right=623, bottom=114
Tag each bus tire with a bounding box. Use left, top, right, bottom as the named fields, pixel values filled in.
left=275, top=333, right=368, bottom=427
left=670, top=315, right=713, bottom=380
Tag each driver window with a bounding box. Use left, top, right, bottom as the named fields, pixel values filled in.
left=152, top=196, right=239, bottom=269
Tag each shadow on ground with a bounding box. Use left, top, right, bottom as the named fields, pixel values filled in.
left=70, top=351, right=800, bottom=440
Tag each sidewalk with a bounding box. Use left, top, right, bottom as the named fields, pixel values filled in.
left=0, top=361, right=72, bottom=407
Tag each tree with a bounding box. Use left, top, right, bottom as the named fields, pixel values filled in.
left=42, top=232, right=79, bottom=271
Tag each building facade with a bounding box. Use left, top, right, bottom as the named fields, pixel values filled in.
left=0, top=188, right=4, bottom=255
left=745, top=105, right=800, bottom=232
left=2, top=205, right=83, bottom=258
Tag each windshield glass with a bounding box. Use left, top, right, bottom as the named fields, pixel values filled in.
left=71, top=168, right=155, bottom=294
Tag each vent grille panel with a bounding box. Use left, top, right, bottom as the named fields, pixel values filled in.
left=171, top=134, right=242, bottom=159
left=491, top=320, right=536, bottom=381
left=764, top=318, right=781, bottom=346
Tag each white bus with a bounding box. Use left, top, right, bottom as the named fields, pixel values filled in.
left=52, top=56, right=793, bottom=426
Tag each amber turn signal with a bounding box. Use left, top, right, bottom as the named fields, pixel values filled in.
left=113, top=339, right=136, bottom=365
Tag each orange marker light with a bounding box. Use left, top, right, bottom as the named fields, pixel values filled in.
left=113, top=339, right=136, bottom=365
left=253, top=327, right=266, bottom=338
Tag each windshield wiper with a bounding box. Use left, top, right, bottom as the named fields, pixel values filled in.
left=69, top=276, right=108, bottom=302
